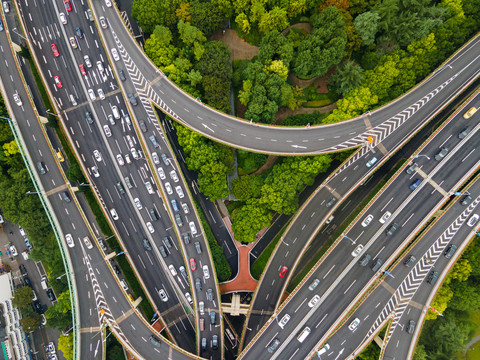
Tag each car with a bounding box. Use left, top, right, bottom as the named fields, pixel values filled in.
left=115, top=182, right=125, bottom=195
left=139, top=120, right=147, bottom=132
left=111, top=48, right=120, bottom=61
left=24, top=238, right=33, bottom=250
left=83, top=55, right=92, bottom=68
left=145, top=181, right=154, bottom=194
left=461, top=195, right=472, bottom=205
left=279, top=265, right=288, bottom=277
left=116, top=154, right=124, bottom=166
left=97, top=61, right=104, bottom=73
left=189, top=221, right=197, bottom=235
left=83, top=236, right=93, bottom=249
left=128, top=93, right=137, bottom=106
left=170, top=170, right=179, bottom=182
left=379, top=211, right=391, bottom=224
left=348, top=318, right=360, bottom=331
left=159, top=246, right=167, bottom=258
left=206, top=288, right=214, bottom=301
left=149, top=135, right=159, bottom=148
left=464, top=107, right=477, bottom=119
left=24, top=277, right=31, bottom=287
left=210, top=311, right=216, bottom=325
left=33, top=301, right=43, bottom=314
left=87, top=9, right=94, bottom=21
left=79, top=64, right=87, bottom=76
left=134, top=198, right=142, bottom=210
left=267, top=339, right=280, bottom=353
left=9, top=245, right=17, bottom=256
left=195, top=277, right=202, bottom=291
left=152, top=152, right=160, bottom=164
left=190, top=258, right=196, bottom=271
left=182, top=203, right=189, bottom=214
left=410, top=179, right=421, bottom=190
left=179, top=266, right=187, bottom=279
left=366, top=157, right=378, bottom=168
left=41, top=314, right=47, bottom=326
left=108, top=114, right=115, bottom=125
left=158, top=289, right=168, bottom=302
left=75, top=27, right=83, bottom=38
left=361, top=214, right=373, bottom=227
left=326, top=197, right=337, bottom=207
left=97, top=89, right=105, bottom=100
left=13, top=93, right=22, bottom=106
left=359, top=254, right=371, bottom=266
left=175, top=186, right=184, bottom=198
left=202, top=265, right=210, bottom=279
left=444, top=244, right=457, bottom=258
left=308, top=278, right=320, bottom=291
left=406, top=320, right=416, bottom=334
left=99, top=16, right=108, bottom=29
left=64, top=0, right=72, bottom=11
left=165, top=182, right=173, bottom=195
left=185, top=292, right=193, bottom=304
left=103, top=125, right=111, bottom=137
left=142, top=238, right=152, bottom=251
left=171, top=199, right=179, bottom=212
left=149, top=335, right=161, bottom=347
left=19, top=264, right=27, bottom=275
left=459, top=126, right=473, bottom=139
left=51, top=44, right=60, bottom=57
left=65, top=234, right=74, bottom=248
left=119, top=69, right=126, bottom=81
left=199, top=301, right=205, bottom=315
left=69, top=37, right=77, bottom=48
left=110, top=208, right=119, bottom=220
left=426, top=270, right=439, bottom=284
left=88, top=89, right=96, bottom=100
left=182, top=233, right=190, bottom=244
left=157, top=167, right=166, bottom=179
left=168, top=265, right=177, bottom=276
left=468, top=214, right=479, bottom=227
left=406, top=162, right=418, bottom=175
left=91, top=165, right=100, bottom=177
left=194, top=241, right=202, bottom=254
left=2, top=1, right=8, bottom=12
left=404, top=255, right=416, bottom=267
left=124, top=154, right=131, bottom=164
left=212, top=335, right=218, bottom=350
left=386, top=223, right=399, bottom=236
left=124, top=113, right=131, bottom=125
left=59, top=12, right=66, bottom=24
left=130, top=148, right=139, bottom=160
left=93, top=150, right=102, bottom=162
left=0, top=19, right=3, bottom=32
left=435, top=147, right=449, bottom=160
left=162, top=237, right=172, bottom=248
left=54, top=76, right=62, bottom=88
left=161, top=153, right=169, bottom=166
left=146, top=222, right=154, bottom=233
left=278, top=314, right=290, bottom=329
left=317, top=344, right=331, bottom=356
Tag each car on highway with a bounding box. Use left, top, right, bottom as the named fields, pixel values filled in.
left=435, top=147, right=449, bottom=160
left=458, top=126, right=472, bottom=139
left=468, top=214, right=479, bottom=227
left=54, top=76, right=62, bottom=88
left=168, top=265, right=177, bottom=276
left=278, top=314, right=290, bottom=329
left=194, top=241, right=202, bottom=254
left=79, top=64, right=86, bottom=76
left=165, top=182, right=173, bottom=195
left=59, top=12, right=66, bottom=24
left=131, top=147, right=139, bottom=159
left=88, top=89, right=96, bottom=100
left=75, top=27, right=83, bottom=38
left=134, top=198, right=142, bottom=210
left=195, top=277, right=202, bottom=291
left=2, top=1, right=8, bottom=12
left=103, top=125, right=112, bottom=137
left=461, top=195, right=472, bottom=205
left=406, top=162, right=418, bottom=175
left=386, top=223, right=398, bottom=236
left=410, top=179, right=421, bottom=190
left=182, top=203, right=189, bottom=214
left=116, top=154, right=124, bottom=166
left=149, top=135, right=159, bottom=148
left=158, top=289, right=168, bottom=302
left=83, top=55, right=92, bottom=68
left=152, top=152, right=160, bottom=164
left=185, top=292, right=192, bottom=304
left=308, top=294, right=320, bottom=308
left=361, top=214, right=373, bottom=227
left=348, top=318, right=360, bottom=331
left=119, top=69, right=126, bottom=81
left=463, top=107, right=477, bottom=119
left=279, top=265, right=288, bottom=277
left=426, top=270, right=439, bottom=284
left=267, top=339, right=280, bottom=354
left=406, top=320, right=416, bottom=334
left=98, top=89, right=105, bottom=100
left=351, top=244, right=364, bottom=257
left=199, top=301, right=205, bottom=315
left=99, top=16, right=108, bottom=29
left=128, top=93, right=137, bottom=106
left=189, top=221, right=197, bottom=235
left=212, top=335, right=218, bottom=350
left=170, top=170, right=179, bottom=182
left=206, top=288, right=214, bottom=301
left=379, top=211, right=391, bottom=224
left=171, top=199, right=179, bottom=212
left=139, top=120, right=147, bottom=132
left=64, top=0, right=72, bottom=11
left=111, top=48, right=120, bottom=61
left=190, top=258, right=196, bottom=271
left=91, top=166, right=99, bottom=177
left=51, top=44, right=60, bottom=57
left=143, top=239, right=152, bottom=251
left=93, top=150, right=102, bottom=162
left=179, top=266, right=187, bottom=279
left=202, top=265, right=210, bottom=279
left=13, top=93, right=22, bottom=106
left=125, top=153, right=132, bottom=164
left=308, top=278, right=320, bottom=291
left=175, top=186, right=184, bottom=198
left=326, top=197, right=337, bottom=207
left=97, top=61, right=104, bottom=73
left=157, top=167, right=166, bottom=180
left=83, top=236, right=93, bottom=249
left=366, top=156, right=378, bottom=168
left=146, top=222, right=154, bottom=233
left=159, top=246, right=167, bottom=258
left=65, top=234, right=74, bottom=248
left=444, top=244, right=457, bottom=258
left=69, top=37, right=77, bottom=48
left=404, top=255, right=416, bottom=267
left=110, top=208, right=119, bottom=220
left=149, top=335, right=161, bottom=347
left=317, top=344, right=330, bottom=356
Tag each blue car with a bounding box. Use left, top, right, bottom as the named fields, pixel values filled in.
left=410, top=179, right=421, bottom=190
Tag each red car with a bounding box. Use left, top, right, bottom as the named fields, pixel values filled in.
left=279, top=266, right=288, bottom=278
left=64, top=0, right=72, bottom=11
left=53, top=76, right=62, bottom=88
left=79, top=64, right=86, bottom=76
left=189, top=258, right=196, bottom=271
left=51, top=44, right=59, bottom=57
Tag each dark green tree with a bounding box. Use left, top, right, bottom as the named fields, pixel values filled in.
left=20, top=313, right=42, bottom=332
left=45, top=291, right=72, bottom=330
left=353, top=11, right=380, bottom=45
left=257, top=30, right=294, bottom=67
left=331, top=60, right=364, bottom=94
left=232, top=175, right=263, bottom=200
left=13, top=286, right=34, bottom=308
left=190, top=1, right=226, bottom=37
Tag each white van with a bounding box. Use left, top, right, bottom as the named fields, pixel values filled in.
left=112, top=105, right=120, bottom=119
left=69, top=94, right=77, bottom=106
left=317, top=344, right=330, bottom=355
left=120, top=279, right=128, bottom=291
left=297, top=326, right=311, bottom=343
left=41, top=275, right=48, bottom=290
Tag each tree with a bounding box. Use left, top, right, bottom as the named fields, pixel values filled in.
left=354, top=11, right=380, bottom=45
left=144, top=34, right=178, bottom=69
left=175, top=2, right=191, bottom=22
left=201, top=75, right=231, bottom=113
left=258, top=7, right=290, bottom=34
left=188, top=69, right=202, bottom=87
left=3, top=140, right=19, bottom=156
left=331, top=60, right=364, bottom=94
left=426, top=285, right=453, bottom=320
left=20, top=313, right=42, bottom=332
left=232, top=201, right=273, bottom=243
left=45, top=291, right=72, bottom=330
left=264, top=60, right=289, bottom=80
left=190, top=1, right=226, bottom=37
left=59, top=333, right=73, bottom=360
left=413, top=345, right=428, bottom=360
left=232, top=175, right=263, bottom=200
left=449, top=280, right=480, bottom=311
left=257, top=30, right=294, bottom=67
left=66, top=163, right=85, bottom=183
left=423, top=314, right=469, bottom=357
left=446, top=258, right=471, bottom=283
left=13, top=286, right=34, bottom=308
left=153, top=26, right=173, bottom=47
left=131, top=0, right=162, bottom=33
left=235, top=13, right=251, bottom=34
left=177, top=20, right=206, bottom=46
left=197, top=162, right=230, bottom=200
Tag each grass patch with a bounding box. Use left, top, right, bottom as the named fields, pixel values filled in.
left=304, top=99, right=332, bottom=107
left=470, top=310, right=480, bottom=338
left=287, top=159, right=407, bottom=291
left=251, top=222, right=290, bottom=280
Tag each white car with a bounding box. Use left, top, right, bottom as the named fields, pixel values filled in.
left=91, top=166, right=100, bottom=177
left=83, top=236, right=93, bottom=249
left=202, top=265, right=210, bottom=279
left=105, top=0, right=112, bottom=6
left=348, top=318, right=361, bottom=331
left=116, top=154, right=124, bottom=166
left=59, top=12, right=67, bottom=24
left=361, top=215, right=373, bottom=227
left=131, top=148, right=139, bottom=160
left=182, top=203, right=189, bottom=214
left=111, top=48, right=120, bottom=61
left=379, top=211, right=391, bottom=224
left=65, top=234, right=75, bottom=248
left=157, top=167, right=166, bottom=180
left=168, top=265, right=177, bottom=276
left=351, top=244, right=364, bottom=257
left=308, top=295, right=320, bottom=308
left=175, top=186, right=184, bottom=198
left=13, top=93, right=22, bottom=106
left=146, top=222, right=154, bottom=233
left=97, top=89, right=105, bottom=100
left=152, top=152, right=160, bottom=165
left=88, top=89, right=96, bottom=100
left=125, top=154, right=132, bottom=164
left=103, top=125, right=112, bottom=137
left=110, top=208, right=119, bottom=220
left=134, top=197, right=142, bottom=210
left=9, top=245, right=18, bottom=257
left=83, top=55, right=92, bottom=68
left=93, top=150, right=102, bottom=162
left=189, top=221, right=197, bottom=235
left=467, top=214, right=479, bottom=227
left=170, top=170, right=179, bottom=182
left=158, top=289, right=168, bottom=302
left=185, top=292, right=193, bottom=304
left=165, top=182, right=173, bottom=195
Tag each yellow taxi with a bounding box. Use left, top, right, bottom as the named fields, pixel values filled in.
left=463, top=107, right=477, bottom=119
left=56, top=151, right=65, bottom=162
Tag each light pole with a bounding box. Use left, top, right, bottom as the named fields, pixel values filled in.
left=12, top=27, right=27, bottom=41
left=414, top=154, right=431, bottom=160
left=25, top=191, right=40, bottom=195
left=46, top=110, right=60, bottom=118
left=343, top=234, right=356, bottom=245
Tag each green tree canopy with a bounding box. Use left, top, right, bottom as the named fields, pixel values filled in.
left=20, top=313, right=42, bottom=332
left=59, top=333, right=73, bottom=360
left=354, top=11, right=380, bottom=45
left=13, top=286, right=34, bottom=308
left=331, top=60, right=364, bottom=94
left=45, top=291, right=72, bottom=331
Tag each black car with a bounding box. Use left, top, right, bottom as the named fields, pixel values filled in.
left=47, top=289, right=56, bottom=302
left=33, top=301, right=44, bottom=314
left=24, top=277, right=32, bottom=287
left=19, top=264, right=27, bottom=276
left=75, top=27, right=84, bottom=38
left=139, top=120, right=147, bottom=133
left=119, top=69, right=126, bottom=81
left=114, top=265, right=121, bottom=275
left=406, top=320, right=416, bottom=334
left=128, top=93, right=137, bottom=106
left=149, top=335, right=161, bottom=347
left=143, top=238, right=152, bottom=251
left=85, top=111, right=94, bottom=124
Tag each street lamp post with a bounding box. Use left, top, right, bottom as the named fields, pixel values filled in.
left=343, top=234, right=356, bottom=245
left=414, top=154, right=431, bottom=160
left=25, top=191, right=40, bottom=195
